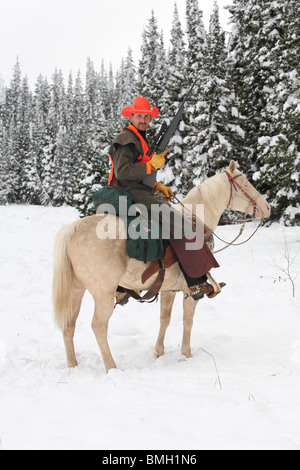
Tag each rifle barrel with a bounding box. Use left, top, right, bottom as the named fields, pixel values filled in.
left=155, top=80, right=197, bottom=153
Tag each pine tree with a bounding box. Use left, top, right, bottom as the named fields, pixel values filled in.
left=85, top=57, right=98, bottom=119
left=47, top=69, right=69, bottom=204
left=72, top=70, right=87, bottom=194
left=0, top=85, right=11, bottom=203
left=138, top=10, right=161, bottom=101
left=2, top=59, right=25, bottom=203
left=227, top=0, right=287, bottom=171
left=117, top=48, right=137, bottom=110
left=51, top=73, right=75, bottom=206
left=74, top=111, right=110, bottom=217
left=114, top=48, right=138, bottom=134
left=159, top=3, right=186, bottom=193
left=73, top=63, right=110, bottom=217
left=98, top=61, right=113, bottom=121
left=254, top=0, right=300, bottom=224
left=182, top=0, right=207, bottom=192
left=19, top=76, right=34, bottom=203
left=138, top=11, right=169, bottom=145
left=191, top=1, right=245, bottom=181
left=185, top=0, right=206, bottom=80
left=27, top=75, right=52, bottom=205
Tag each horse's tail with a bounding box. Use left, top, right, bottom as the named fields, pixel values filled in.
left=52, top=221, right=78, bottom=331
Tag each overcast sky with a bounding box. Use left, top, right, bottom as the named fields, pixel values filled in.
left=0, top=0, right=232, bottom=87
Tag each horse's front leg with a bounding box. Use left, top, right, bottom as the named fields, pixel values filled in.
left=155, top=290, right=176, bottom=357
left=181, top=295, right=198, bottom=357
left=91, top=291, right=116, bottom=372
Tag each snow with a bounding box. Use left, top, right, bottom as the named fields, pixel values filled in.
left=0, top=204, right=300, bottom=451
left=231, top=107, right=239, bottom=117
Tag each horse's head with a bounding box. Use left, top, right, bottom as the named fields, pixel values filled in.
left=224, top=161, right=271, bottom=219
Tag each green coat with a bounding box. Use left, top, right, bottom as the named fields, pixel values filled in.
left=109, top=127, right=158, bottom=210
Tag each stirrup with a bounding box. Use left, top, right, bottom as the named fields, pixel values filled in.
left=188, top=281, right=226, bottom=301
left=207, top=282, right=226, bottom=299
left=115, top=291, right=130, bottom=306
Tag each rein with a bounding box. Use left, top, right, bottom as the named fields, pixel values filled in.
left=212, top=218, right=263, bottom=253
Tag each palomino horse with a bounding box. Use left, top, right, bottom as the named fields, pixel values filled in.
left=53, top=161, right=270, bottom=372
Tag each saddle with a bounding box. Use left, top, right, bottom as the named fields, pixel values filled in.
left=123, top=228, right=217, bottom=303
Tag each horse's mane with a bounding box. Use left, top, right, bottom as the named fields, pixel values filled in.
left=181, top=174, right=224, bottom=206
left=181, top=186, right=201, bottom=205
left=179, top=174, right=227, bottom=230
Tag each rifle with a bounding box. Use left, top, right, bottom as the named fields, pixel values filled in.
left=143, top=80, right=197, bottom=188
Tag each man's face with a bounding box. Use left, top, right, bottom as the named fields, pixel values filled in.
left=129, top=113, right=152, bottom=131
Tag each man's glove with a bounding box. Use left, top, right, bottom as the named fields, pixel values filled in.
left=156, top=183, right=174, bottom=202
left=150, top=148, right=169, bottom=171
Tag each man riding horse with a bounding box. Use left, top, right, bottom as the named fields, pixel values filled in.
left=108, top=96, right=225, bottom=302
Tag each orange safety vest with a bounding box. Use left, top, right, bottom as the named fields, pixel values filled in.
left=108, top=124, right=152, bottom=186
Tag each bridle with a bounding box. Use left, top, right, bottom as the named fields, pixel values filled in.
left=172, top=170, right=265, bottom=254
left=223, top=170, right=259, bottom=218
left=209, top=170, right=264, bottom=252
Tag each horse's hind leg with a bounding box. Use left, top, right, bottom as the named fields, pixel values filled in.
left=155, top=291, right=176, bottom=357
left=181, top=295, right=197, bottom=357
left=91, top=290, right=116, bottom=373
left=63, top=282, right=85, bottom=368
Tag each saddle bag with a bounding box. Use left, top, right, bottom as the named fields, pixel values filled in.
left=92, top=187, right=166, bottom=263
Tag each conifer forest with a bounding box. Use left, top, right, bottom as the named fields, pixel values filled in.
left=0, top=0, right=299, bottom=224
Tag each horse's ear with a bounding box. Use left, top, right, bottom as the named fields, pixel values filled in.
left=228, top=160, right=236, bottom=173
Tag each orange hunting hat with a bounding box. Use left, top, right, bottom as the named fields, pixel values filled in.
left=121, top=96, right=159, bottom=118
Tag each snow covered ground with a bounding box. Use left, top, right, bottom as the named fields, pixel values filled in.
left=0, top=204, right=299, bottom=450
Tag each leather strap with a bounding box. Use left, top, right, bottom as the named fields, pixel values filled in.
left=141, top=245, right=177, bottom=284
left=124, top=268, right=165, bottom=303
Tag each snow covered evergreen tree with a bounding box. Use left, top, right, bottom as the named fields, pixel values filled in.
left=48, top=69, right=71, bottom=205
left=185, top=0, right=207, bottom=84
left=72, top=71, right=87, bottom=192
left=1, top=59, right=25, bottom=203
left=98, top=61, right=114, bottom=122
left=138, top=10, right=160, bottom=100
left=227, top=0, right=288, bottom=173
left=191, top=1, right=245, bottom=181
left=254, top=0, right=300, bottom=225
left=116, top=48, right=137, bottom=110
left=0, top=84, right=11, bottom=203
left=159, top=3, right=186, bottom=193
left=73, top=62, right=110, bottom=217
left=182, top=0, right=207, bottom=192
left=73, top=111, right=110, bottom=217
left=138, top=11, right=168, bottom=142
left=18, top=77, right=33, bottom=202
left=114, top=47, right=138, bottom=133
left=26, top=75, right=52, bottom=204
